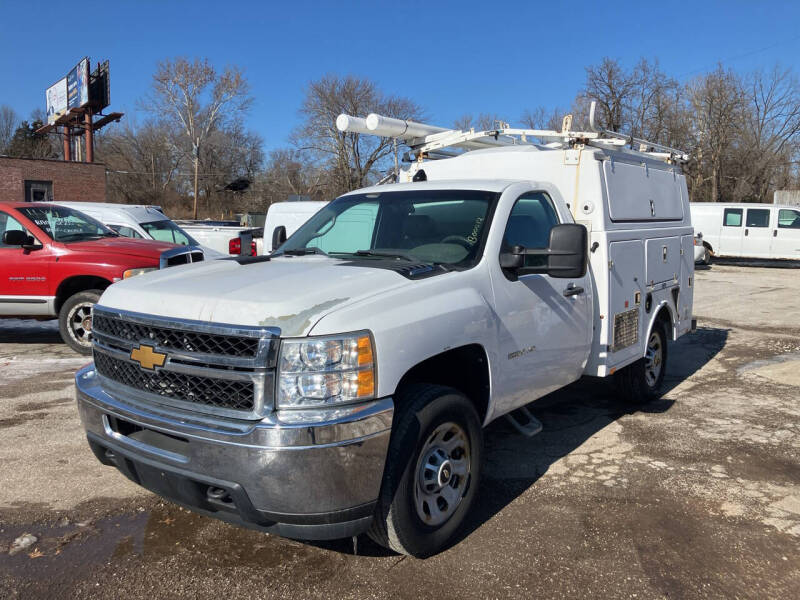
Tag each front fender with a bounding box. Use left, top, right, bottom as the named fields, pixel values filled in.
left=308, top=273, right=496, bottom=400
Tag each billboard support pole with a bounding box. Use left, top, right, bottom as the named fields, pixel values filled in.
left=84, top=109, right=94, bottom=163
left=62, top=126, right=71, bottom=161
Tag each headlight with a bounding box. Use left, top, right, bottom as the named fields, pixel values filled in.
left=122, top=267, right=157, bottom=279
left=277, top=332, right=376, bottom=409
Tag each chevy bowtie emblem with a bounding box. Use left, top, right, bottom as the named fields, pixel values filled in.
left=130, top=344, right=166, bottom=370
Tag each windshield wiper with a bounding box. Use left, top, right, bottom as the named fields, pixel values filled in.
left=277, top=246, right=329, bottom=257
left=58, top=233, right=100, bottom=241
left=353, top=250, right=418, bottom=261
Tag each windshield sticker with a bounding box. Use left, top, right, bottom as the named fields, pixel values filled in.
left=466, top=217, right=485, bottom=245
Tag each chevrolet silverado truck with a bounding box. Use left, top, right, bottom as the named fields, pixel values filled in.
left=0, top=202, right=202, bottom=354
left=75, top=114, right=695, bottom=557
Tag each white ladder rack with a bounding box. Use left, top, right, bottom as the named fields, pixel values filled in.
left=336, top=102, right=689, bottom=165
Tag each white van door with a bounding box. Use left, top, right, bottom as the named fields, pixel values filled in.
left=743, top=207, right=772, bottom=258
left=718, top=207, right=744, bottom=256
left=771, top=207, right=800, bottom=259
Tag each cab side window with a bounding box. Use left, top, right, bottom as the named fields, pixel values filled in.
left=778, top=209, right=800, bottom=229
left=746, top=209, right=770, bottom=228
left=501, top=192, right=559, bottom=267
left=723, top=208, right=742, bottom=227
left=109, top=225, right=144, bottom=239
left=0, top=212, right=27, bottom=248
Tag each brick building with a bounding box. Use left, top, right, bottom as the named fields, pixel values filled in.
left=0, top=156, right=106, bottom=203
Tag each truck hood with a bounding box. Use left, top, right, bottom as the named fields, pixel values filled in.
left=98, top=256, right=412, bottom=336
left=60, top=237, right=178, bottom=260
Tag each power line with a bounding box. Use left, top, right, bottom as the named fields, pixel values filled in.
left=677, top=32, right=800, bottom=80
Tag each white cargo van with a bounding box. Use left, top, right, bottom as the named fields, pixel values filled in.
left=691, top=202, right=800, bottom=260
left=264, top=201, right=329, bottom=252
left=76, top=109, right=695, bottom=557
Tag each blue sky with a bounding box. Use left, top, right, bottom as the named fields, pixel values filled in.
left=2, top=0, right=800, bottom=153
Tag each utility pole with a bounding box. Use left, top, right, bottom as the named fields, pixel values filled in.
left=193, top=139, right=200, bottom=219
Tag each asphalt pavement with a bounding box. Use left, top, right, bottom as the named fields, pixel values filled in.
left=1, top=264, right=798, bottom=599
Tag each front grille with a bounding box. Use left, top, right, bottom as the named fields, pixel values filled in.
left=612, top=307, right=640, bottom=352
left=94, top=352, right=255, bottom=411
left=92, top=313, right=259, bottom=358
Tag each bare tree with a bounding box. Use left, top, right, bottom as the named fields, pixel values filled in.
left=293, top=75, right=423, bottom=196
left=737, top=66, right=800, bottom=202
left=199, top=123, right=265, bottom=214
left=519, top=106, right=565, bottom=131
left=453, top=113, right=510, bottom=130
left=688, top=66, right=746, bottom=202
left=259, top=148, right=327, bottom=204
left=148, top=57, right=252, bottom=218
left=0, top=105, right=19, bottom=154
left=582, top=57, right=639, bottom=132
left=96, top=119, right=186, bottom=205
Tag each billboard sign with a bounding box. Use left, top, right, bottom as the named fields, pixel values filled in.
left=67, top=57, right=90, bottom=110
left=46, top=77, right=68, bottom=124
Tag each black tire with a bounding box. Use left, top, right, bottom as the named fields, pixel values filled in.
left=368, top=384, right=483, bottom=557
left=614, top=319, right=668, bottom=403
left=58, top=289, right=101, bottom=355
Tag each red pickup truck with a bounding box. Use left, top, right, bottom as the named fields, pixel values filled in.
left=0, top=202, right=202, bottom=354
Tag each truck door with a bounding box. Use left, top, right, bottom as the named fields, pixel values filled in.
left=770, top=207, right=800, bottom=259
left=743, top=207, right=772, bottom=258
left=718, top=207, right=743, bottom=256
left=489, top=192, right=593, bottom=415
left=0, top=210, right=52, bottom=315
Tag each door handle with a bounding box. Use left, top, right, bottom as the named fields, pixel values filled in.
left=773, top=229, right=778, bottom=237
left=745, top=228, right=749, bottom=236
left=563, top=284, right=584, bottom=297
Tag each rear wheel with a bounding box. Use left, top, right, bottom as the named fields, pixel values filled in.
left=58, top=290, right=101, bottom=355
left=368, top=384, right=483, bottom=557
left=614, top=319, right=668, bottom=403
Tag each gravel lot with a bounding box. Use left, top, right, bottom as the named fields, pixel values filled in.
left=1, top=264, right=799, bottom=599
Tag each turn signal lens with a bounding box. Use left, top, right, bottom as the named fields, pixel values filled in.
left=122, top=267, right=157, bottom=279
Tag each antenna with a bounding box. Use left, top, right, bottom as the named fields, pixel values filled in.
left=588, top=101, right=598, bottom=132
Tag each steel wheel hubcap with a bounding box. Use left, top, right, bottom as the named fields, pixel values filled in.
left=413, top=422, right=471, bottom=527
left=644, top=331, right=663, bottom=387
left=70, top=303, right=94, bottom=345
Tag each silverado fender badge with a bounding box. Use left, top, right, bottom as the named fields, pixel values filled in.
left=130, top=344, right=167, bottom=370
left=508, top=346, right=536, bottom=360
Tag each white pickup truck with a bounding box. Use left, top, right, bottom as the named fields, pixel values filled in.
left=75, top=114, right=694, bottom=557
left=174, top=220, right=264, bottom=256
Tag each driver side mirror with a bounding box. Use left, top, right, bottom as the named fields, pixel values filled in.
left=272, top=225, right=287, bottom=251
left=3, top=230, right=39, bottom=250
left=500, top=223, right=588, bottom=279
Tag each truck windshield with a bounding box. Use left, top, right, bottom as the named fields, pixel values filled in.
left=17, top=205, right=117, bottom=242
left=277, top=189, right=499, bottom=268
left=141, top=220, right=198, bottom=246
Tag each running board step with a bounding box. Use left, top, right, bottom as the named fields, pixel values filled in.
left=505, top=407, right=543, bottom=437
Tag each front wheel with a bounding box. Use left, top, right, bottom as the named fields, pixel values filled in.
left=58, top=290, right=101, bottom=355
left=368, top=384, right=483, bottom=557
left=614, top=320, right=668, bottom=403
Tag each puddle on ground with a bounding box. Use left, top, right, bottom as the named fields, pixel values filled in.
left=0, top=502, right=386, bottom=590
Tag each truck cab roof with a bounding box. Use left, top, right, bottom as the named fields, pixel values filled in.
left=343, top=179, right=521, bottom=197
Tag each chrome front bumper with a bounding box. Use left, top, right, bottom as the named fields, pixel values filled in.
left=75, top=364, right=394, bottom=540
